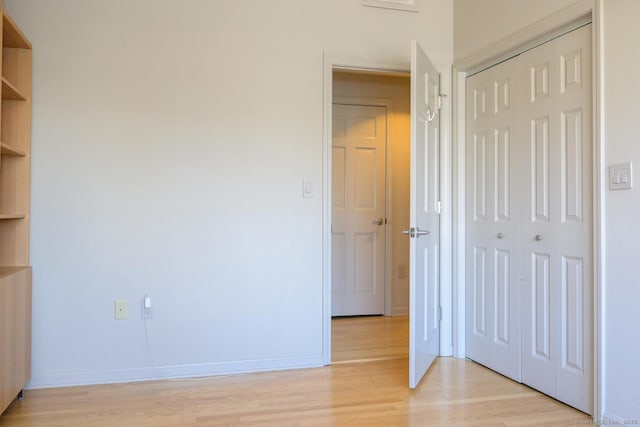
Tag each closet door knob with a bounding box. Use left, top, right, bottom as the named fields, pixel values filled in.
left=497, top=233, right=505, bottom=239
left=535, top=234, right=543, bottom=241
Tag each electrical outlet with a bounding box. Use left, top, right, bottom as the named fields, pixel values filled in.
left=142, top=296, right=153, bottom=320
left=115, top=300, right=128, bottom=320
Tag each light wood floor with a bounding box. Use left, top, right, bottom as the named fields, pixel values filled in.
left=332, top=315, right=408, bottom=362
left=0, top=317, right=591, bottom=426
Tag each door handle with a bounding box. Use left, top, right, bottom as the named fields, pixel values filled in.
left=415, top=227, right=430, bottom=237
left=535, top=234, right=543, bottom=241
left=401, top=228, right=415, bottom=238
left=497, top=233, right=505, bottom=239
left=372, top=217, right=384, bottom=226
left=401, top=227, right=430, bottom=238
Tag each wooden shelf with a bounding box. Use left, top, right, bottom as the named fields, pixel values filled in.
left=0, top=265, right=28, bottom=278
left=2, top=13, right=31, bottom=49
left=2, top=76, right=26, bottom=100
left=0, top=141, right=26, bottom=156
left=0, top=213, right=25, bottom=220
left=0, top=7, right=31, bottom=417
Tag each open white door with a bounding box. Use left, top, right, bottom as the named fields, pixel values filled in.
left=407, top=40, right=440, bottom=389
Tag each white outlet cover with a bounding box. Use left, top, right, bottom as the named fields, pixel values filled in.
left=115, top=300, right=128, bottom=320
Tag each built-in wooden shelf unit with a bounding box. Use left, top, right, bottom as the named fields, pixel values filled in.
left=0, top=0, right=32, bottom=417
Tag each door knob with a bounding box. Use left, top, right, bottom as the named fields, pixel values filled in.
left=497, top=233, right=505, bottom=239
left=372, top=217, right=384, bottom=226
left=535, top=234, right=543, bottom=241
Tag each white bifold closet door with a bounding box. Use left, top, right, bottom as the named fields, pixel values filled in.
left=465, top=24, right=593, bottom=414
left=465, top=55, right=522, bottom=382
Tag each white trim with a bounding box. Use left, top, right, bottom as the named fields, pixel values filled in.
left=451, top=1, right=604, bottom=420
left=26, top=355, right=325, bottom=389
left=451, top=68, right=466, bottom=358
left=438, top=71, right=453, bottom=357
left=333, top=96, right=394, bottom=317
left=361, top=0, right=418, bottom=13
left=593, top=0, right=605, bottom=419
left=391, top=306, right=408, bottom=316
left=333, top=97, right=392, bottom=107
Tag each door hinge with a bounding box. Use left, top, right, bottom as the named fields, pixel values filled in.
left=437, top=94, right=446, bottom=110
left=438, top=305, right=442, bottom=322
left=435, top=201, right=444, bottom=215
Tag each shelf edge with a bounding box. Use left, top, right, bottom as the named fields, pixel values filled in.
left=1, top=76, right=26, bottom=100
left=0, top=266, right=30, bottom=279
left=0, top=213, right=26, bottom=220
left=0, top=141, right=26, bottom=156
left=2, top=12, right=31, bottom=49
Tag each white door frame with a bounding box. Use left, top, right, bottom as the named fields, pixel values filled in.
left=451, top=1, right=604, bottom=420
left=323, top=54, right=454, bottom=366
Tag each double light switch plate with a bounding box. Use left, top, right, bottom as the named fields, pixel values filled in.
left=609, top=162, right=633, bottom=190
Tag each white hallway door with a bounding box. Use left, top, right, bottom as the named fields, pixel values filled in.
left=331, top=103, right=387, bottom=316
left=408, top=40, right=441, bottom=389
left=465, top=25, right=593, bottom=413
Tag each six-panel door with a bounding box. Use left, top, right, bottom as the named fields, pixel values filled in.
left=332, top=104, right=387, bottom=316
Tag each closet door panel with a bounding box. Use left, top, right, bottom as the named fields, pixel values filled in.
left=489, top=59, right=521, bottom=381
left=553, top=24, right=593, bottom=414
left=520, top=33, right=559, bottom=401
left=466, top=71, right=492, bottom=368
left=520, top=25, right=593, bottom=414
left=466, top=58, right=521, bottom=382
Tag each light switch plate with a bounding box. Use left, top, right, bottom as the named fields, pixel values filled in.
left=303, top=179, right=314, bottom=198
left=609, top=162, right=633, bottom=190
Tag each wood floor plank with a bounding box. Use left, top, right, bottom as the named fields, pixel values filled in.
left=0, top=316, right=590, bottom=426
left=332, top=315, right=408, bottom=362
left=0, top=358, right=590, bottom=426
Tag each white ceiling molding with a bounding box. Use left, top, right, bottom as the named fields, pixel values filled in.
left=362, top=0, right=419, bottom=13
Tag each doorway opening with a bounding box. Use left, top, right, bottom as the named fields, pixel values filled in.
left=329, top=70, right=411, bottom=364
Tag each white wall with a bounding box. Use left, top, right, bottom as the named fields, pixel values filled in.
left=454, top=0, right=640, bottom=422
left=333, top=72, right=411, bottom=315
left=602, top=0, right=640, bottom=422
left=4, top=0, right=452, bottom=387
left=454, top=0, right=587, bottom=61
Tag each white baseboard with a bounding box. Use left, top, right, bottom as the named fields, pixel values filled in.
left=391, top=306, right=408, bottom=316
left=26, top=354, right=325, bottom=389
